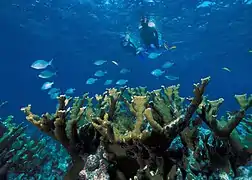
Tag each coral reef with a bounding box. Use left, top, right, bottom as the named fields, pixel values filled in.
left=0, top=115, right=70, bottom=180
left=0, top=115, right=47, bottom=179
left=21, top=77, right=252, bottom=179
left=78, top=144, right=110, bottom=180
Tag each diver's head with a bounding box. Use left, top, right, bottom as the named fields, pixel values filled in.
left=140, top=17, right=149, bottom=27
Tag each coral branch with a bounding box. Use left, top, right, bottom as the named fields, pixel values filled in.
left=198, top=94, right=252, bottom=137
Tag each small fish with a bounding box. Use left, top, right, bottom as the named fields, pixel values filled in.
left=248, top=50, right=252, bottom=53
left=197, top=1, right=216, bottom=8
left=222, top=67, right=231, bottom=72
left=116, top=79, right=128, bottom=85
left=172, top=41, right=184, bottom=44
left=169, top=46, right=177, bottom=50
left=31, top=59, right=53, bottom=69
left=41, top=81, right=54, bottom=90
left=50, top=92, right=60, bottom=99
left=162, top=61, right=174, bottom=69
left=86, top=78, right=98, bottom=84
left=148, top=52, right=162, bottom=59
left=0, top=101, right=8, bottom=108
left=38, top=70, right=56, bottom=79
left=151, top=69, right=165, bottom=77
left=112, top=61, right=119, bottom=66
left=65, top=88, right=76, bottom=94
left=48, top=88, right=60, bottom=95
left=94, top=60, right=107, bottom=66
left=165, top=75, right=179, bottom=80
left=120, top=68, right=131, bottom=74
left=104, top=80, right=113, bottom=85
left=94, top=70, right=107, bottom=77
left=144, top=0, right=155, bottom=3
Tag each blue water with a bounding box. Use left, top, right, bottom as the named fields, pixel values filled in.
left=0, top=0, right=252, bottom=130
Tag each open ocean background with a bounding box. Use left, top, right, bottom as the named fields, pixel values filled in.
left=0, top=0, right=252, bottom=135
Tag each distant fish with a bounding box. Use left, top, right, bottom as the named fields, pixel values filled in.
left=162, top=61, right=174, bottom=69
left=94, top=60, right=107, bottom=66
left=248, top=50, right=252, bottom=53
left=144, top=0, right=155, bottom=3
left=197, top=1, right=216, bottom=8
left=41, top=82, right=54, bottom=90
left=151, top=69, right=165, bottom=77
left=65, top=88, right=76, bottom=94
left=222, top=67, right=231, bottom=72
left=165, top=75, right=179, bottom=80
left=0, top=101, right=8, bottom=108
left=31, top=59, right=53, bottom=69
left=104, top=79, right=113, bottom=85
left=120, top=68, right=131, bottom=74
left=116, top=79, right=128, bottom=85
left=86, top=78, right=98, bottom=84
left=38, top=70, right=56, bottom=79
left=172, top=41, right=184, bottom=44
left=112, top=61, right=119, bottom=66
left=94, top=70, right=107, bottom=77
left=50, top=92, right=60, bottom=99
left=48, top=88, right=60, bottom=95
left=148, top=52, right=162, bottom=59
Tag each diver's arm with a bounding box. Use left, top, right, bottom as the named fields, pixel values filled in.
left=152, top=28, right=160, bottom=48
left=129, top=41, right=136, bottom=48
left=153, top=29, right=158, bottom=38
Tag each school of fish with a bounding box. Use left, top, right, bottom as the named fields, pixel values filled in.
left=31, top=59, right=76, bottom=100
left=30, top=41, right=238, bottom=101
left=30, top=48, right=181, bottom=100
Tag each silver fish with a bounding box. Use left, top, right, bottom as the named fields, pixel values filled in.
left=86, top=78, right=98, bottom=84
left=151, top=69, right=165, bottom=77
left=162, top=61, right=174, bottom=69
left=104, top=80, right=113, bottom=85
left=31, top=59, right=53, bottom=69
left=38, top=70, right=56, bottom=79
left=94, top=60, right=107, bottom=66
left=148, top=52, right=162, bottom=59
left=41, top=81, right=54, bottom=90
left=112, top=61, right=119, bottom=66
left=144, top=0, right=155, bottom=3
left=94, top=70, right=107, bottom=77
left=165, top=75, right=179, bottom=80
left=120, top=68, right=130, bottom=74
left=65, top=88, right=76, bottom=94
left=116, top=79, right=128, bottom=85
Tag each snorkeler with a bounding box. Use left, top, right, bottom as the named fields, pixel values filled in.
left=120, top=33, right=137, bottom=55
left=120, top=33, right=146, bottom=60
left=139, top=17, right=160, bottom=50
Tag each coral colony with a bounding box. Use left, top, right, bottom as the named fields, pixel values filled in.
left=1, top=77, right=252, bottom=179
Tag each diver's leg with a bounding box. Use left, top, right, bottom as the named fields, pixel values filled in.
left=154, top=37, right=160, bottom=49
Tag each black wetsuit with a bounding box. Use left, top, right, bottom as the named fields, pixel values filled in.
left=140, top=23, right=159, bottom=49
